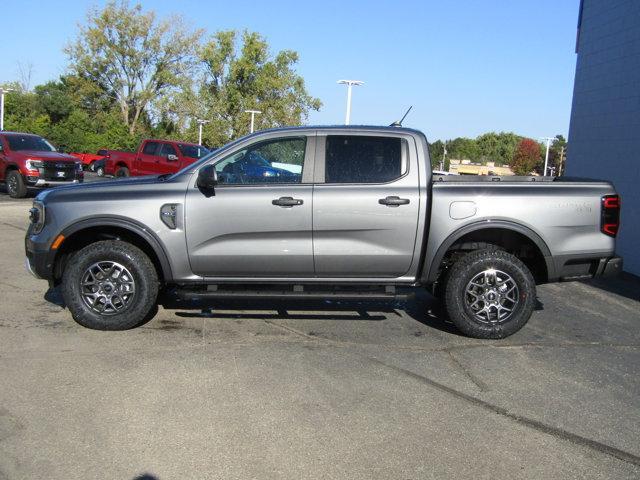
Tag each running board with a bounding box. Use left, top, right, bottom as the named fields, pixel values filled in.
left=166, top=285, right=413, bottom=303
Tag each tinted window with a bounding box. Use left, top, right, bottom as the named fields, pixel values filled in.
left=178, top=144, right=209, bottom=159
left=214, top=137, right=306, bottom=185
left=159, top=143, right=177, bottom=157
left=325, top=136, right=403, bottom=184
left=97, top=149, right=107, bottom=156
left=142, top=142, right=159, bottom=155
left=6, top=135, right=56, bottom=152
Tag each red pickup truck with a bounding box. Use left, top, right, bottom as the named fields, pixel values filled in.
left=0, top=132, right=83, bottom=198
left=106, top=139, right=210, bottom=177
left=69, top=150, right=108, bottom=170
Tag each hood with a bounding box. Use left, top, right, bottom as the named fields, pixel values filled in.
left=36, top=174, right=180, bottom=202
left=12, top=150, right=78, bottom=162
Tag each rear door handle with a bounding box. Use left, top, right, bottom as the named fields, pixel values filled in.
left=272, top=196, right=304, bottom=207
left=379, top=196, right=410, bottom=207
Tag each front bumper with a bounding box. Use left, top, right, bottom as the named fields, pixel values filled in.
left=25, top=232, right=56, bottom=281
left=26, top=178, right=83, bottom=188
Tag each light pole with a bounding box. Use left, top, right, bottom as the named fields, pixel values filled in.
left=0, top=88, right=15, bottom=131
left=245, top=110, right=261, bottom=133
left=540, top=137, right=554, bottom=176
left=196, top=119, right=210, bottom=145
left=337, top=80, right=363, bottom=125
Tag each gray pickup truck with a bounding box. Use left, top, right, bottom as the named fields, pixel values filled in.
left=25, top=126, right=622, bottom=338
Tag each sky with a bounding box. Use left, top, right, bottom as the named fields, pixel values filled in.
left=1, top=0, right=580, bottom=141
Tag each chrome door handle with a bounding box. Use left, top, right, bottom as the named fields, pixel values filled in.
left=272, top=196, right=303, bottom=207
left=379, top=196, right=410, bottom=207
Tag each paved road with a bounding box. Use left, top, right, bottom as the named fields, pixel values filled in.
left=0, top=186, right=639, bottom=479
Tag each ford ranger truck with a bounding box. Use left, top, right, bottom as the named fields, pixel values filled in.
left=107, top=139, right=210, bottom=177
left=24, top=126, right=622, bottom=339
left=0, top=132, right=83, bottom=198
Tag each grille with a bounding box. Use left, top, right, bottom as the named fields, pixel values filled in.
left=41, top=161, right=76, bottom=181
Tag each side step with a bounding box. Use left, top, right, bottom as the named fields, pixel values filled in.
left=166, top=284, right=414, bottom=303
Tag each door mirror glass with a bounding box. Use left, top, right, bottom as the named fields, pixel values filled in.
left=167, top=154, right=179, bottom=161
left=197, top=164, right=218, bottom=192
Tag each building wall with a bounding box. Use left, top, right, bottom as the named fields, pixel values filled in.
left=567, top=0, right=640, bottom=274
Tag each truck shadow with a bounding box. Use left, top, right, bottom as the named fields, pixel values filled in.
left=583, top=273, right=640, bottom=303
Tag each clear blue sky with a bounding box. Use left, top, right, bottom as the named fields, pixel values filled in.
left=1, top=0, right=580, bottom=141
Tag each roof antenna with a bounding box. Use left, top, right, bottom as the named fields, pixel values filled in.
left=390, top=106, right=413, bottom=127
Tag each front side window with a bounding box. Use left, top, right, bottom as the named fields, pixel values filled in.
left=159, top=143, right=177, bottom=157
left=325, top=135, right=403, bottom=184
left=6, top=135, right=55, bottom=152
left=214, top=137, right=306, bottom=185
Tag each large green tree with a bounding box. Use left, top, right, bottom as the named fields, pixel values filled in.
left=65, top=0, right=202, bottom=136
left=191, top=30, right=322, bottom=147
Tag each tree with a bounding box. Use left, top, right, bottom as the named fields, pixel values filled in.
left=549, top=134, right=567, bottom=175
left=193, top=30, right=322, bottom=147
left=511, top=138, right=542, bottom=175
left=65, top=1, right=203, bottom=136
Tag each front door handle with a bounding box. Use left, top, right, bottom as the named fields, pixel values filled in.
left=379, top=196, right=410, bottom=207
left=272, top=196, right=304, bottom=207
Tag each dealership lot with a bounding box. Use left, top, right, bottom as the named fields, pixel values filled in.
left=0, top=183, right=639, bottom=479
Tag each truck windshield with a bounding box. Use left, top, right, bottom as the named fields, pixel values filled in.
left=178, top=144, right=210, bottom=159
left=7, top=135, right=56, bottom=152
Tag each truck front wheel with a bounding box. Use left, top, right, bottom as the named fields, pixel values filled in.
left=6, top=171, right=27, bottom=198
left=444, top=248, right=536, bottom=339
left=61, top=240, right=159, bottom=330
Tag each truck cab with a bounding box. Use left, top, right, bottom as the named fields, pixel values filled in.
left=108, top=139, right=210, bottom=177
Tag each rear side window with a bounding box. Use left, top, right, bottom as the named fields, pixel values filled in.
left=142, top=142, right=160, bottom=155
left=325, top=136, right=403, bottom=184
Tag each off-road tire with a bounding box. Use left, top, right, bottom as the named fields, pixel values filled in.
left=115, top=166, right=130, bottom=177
left=61, top=240, right=159, bottom=330
left=6, top=170, right=27, bottom=198
left=444, top=248, right=536, bottom=339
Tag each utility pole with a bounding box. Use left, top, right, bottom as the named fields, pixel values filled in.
left=558, top=146, right=565, bottom=176
left=337, top=80, right=364, bottom=125
left=540, top=137, right=554, bottom=176
left=196, top=119, right=210, bottom=145
left=0, top=88, right=15, bottom=131
left=245, top=110, right=262, bottom=133
left=440, top=142, right=448, bottom=171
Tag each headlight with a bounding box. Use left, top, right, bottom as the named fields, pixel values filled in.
left=25, top=159, right=43, bottom=170
left=29, top=201, right=45, bottom=234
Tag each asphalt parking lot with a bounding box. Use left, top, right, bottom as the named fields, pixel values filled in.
left=0, top=177, right=639, bottom=479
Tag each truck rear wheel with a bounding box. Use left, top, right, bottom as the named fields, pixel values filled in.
left=6, top=170, right=27, bottom=198
left=61, top=240, right=159, bottom=330
left=444, top=248, right=535, bottom=339
left=115, top=166, right=130, bottom=177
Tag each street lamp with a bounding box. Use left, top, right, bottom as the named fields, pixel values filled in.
left=540, top=137, right=554, bottom=176
left=0, top=88, right=15, bottom=131
left=196, top=119, right=210, bottom=146
left=337, top=80, right=363, bottom=125
left=245, top=110, right=261, bottom=133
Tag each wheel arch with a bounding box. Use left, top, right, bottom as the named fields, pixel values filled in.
left=52, top=217, right=172, bottom=284
left=423, top=220, right=555, bottom=285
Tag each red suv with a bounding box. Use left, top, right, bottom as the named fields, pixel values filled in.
left=0, top=132, right=83, bottom=198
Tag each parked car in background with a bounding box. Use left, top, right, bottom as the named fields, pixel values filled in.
left=106, top=140, right=210, bottom=177
left=25, top=126, right=622, bottom=339
left=90, top=158, right=106, bottom=176
left=0, top=132, right=83, bottom=198
left=69, top=150, right=107, bottom=171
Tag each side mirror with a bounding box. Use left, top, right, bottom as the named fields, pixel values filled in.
left=167, top=154, right=179, bottom=161
left=196, top=164, right=218, bottom=193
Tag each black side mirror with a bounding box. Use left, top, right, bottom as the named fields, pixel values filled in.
left=196, top=164, right=218, bottom=195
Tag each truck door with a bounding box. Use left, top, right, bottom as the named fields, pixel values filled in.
left=185, top=134, right=315, bottom=277
left=137, top=141, right=161, bottom=175
left=157, top=143, right=180, bottom=174
left=312, top=134, right=420, bottom=277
